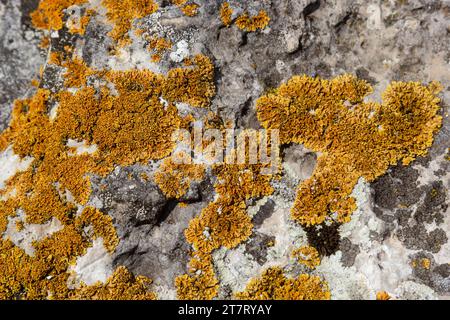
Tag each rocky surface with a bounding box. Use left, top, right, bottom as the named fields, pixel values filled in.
left=0, top=0, right=449, bottom=299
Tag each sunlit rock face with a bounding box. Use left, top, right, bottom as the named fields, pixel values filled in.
left=0, top=0, right=448, bottom=300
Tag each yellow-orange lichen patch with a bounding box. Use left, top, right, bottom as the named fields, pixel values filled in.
left=102, top=0, right=159, bottom=47
left=176, top=145, right=278, bottom=299
left=147, top=36, right=172, bottom=63
left=39, top=36, right=50, bottom=49
left=154, top=155, right=205, bottom=199
left=71, top=266, right=157, bottom=300
left=422, top=258, right=431, bottom=269
left=0, top=52, right=216, bottom=299
left=376, top=291, right=391, bottom=300
left=213, top=162, right=275, bottom=201
left=181, top=4, right=200, bottom=17
left=67, top=9, right=95, bottom=35
left=62, top=57, right=95, bottom=87
left=31, top=0, right=87, bottom=31
left=56, top=73, right=182, bottom=167
left=163, top=55, right=216, bottom=108
left=256, top=75, right=442, bottom=226
left=0, top=200, right=14, bottom=234
left=49, top=52, right=63, bottom=65
left=171, top=0, right=188, bottom=6
left=0, top=223, right=89, bottom=299
left=75, top=207, right=119, bottom=253
left=31, top=79, right=40, bottom=88
left=412, top=258, right=431, bottom=270
left=185, top=199, right=252, bottom=253
left=148, top=37, right=172, bottom=53
left=175, top=254, right=219, bottom=300
left=292, top=245, right=320, bottom=269
left=236, top=10, right=270, bottom=32
left=151, top=54, right=162, bottom=63
left=235, top=267, right=330, bottom=300
left=220, top=2, right=233, bottom=27
left=15, top=220, right=24, bottom=232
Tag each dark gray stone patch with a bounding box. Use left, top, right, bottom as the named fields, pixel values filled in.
left=410, top=251, right=450, bottom=295
left=89, top=164, right=207, bottom=289
left=413, top=181, right=447, bottom=225
left=372, top=165, right=422, bottom=212
left=305, top=223, right=341, bottom=256
left=0, top=1, right=45, bottom=132
left=90, top=167, right=167, bottom=232
left=339, top=237, right=360, bottom=267
left=397, top=226, right=447, bottom=254
left=244, top=231, right=275, bottom=265
left=253, top=199, right=275, bottom=227
left=372, top=162, right=448, bottom=253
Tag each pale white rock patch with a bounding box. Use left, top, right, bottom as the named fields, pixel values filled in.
left=170, top=40, right=189, bottom=63
left=0, top=145, right=33, bottom=190
left=67, top=237, right=113, bottom=288
left=2, top=212, right=63, bottom=256
left=66, top=139, right=98, bottom=156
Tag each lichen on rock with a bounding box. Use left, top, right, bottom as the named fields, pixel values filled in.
left=0, top=0, right=448, bottom=301
left=235, top=267, right=330, bottom=300
left=256, top=75, right=442, bottom=226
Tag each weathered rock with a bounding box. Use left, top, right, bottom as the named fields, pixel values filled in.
left=0, top=0, right=449, bottom=300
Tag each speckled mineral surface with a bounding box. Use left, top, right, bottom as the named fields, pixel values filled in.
left=0, top=0, right=448, bottom=300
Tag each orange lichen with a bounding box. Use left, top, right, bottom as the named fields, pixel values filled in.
left=151, top=54, right=162, bottom=63
left=39, top=36, right=50, bottom=49
left=185, top=199, right=252, bottom=253
left=213, top=161, right=275, bottom=201
left=236, top=10, right=270, bottom=32
left=148, top=37, right=172, bottom=53
left=54, top=70, right=182, bottom=167
left=0, top=225, right=89, bottom=299
left=235, top=267, right=330, bottom=300
left=75, top=207, right=119, bottom=253
left=292, top=246, right=321, bottom=269
left=376, top=291, right=391, bottom=300
left=171, top=0, right=188, bottom=6
left=176, top=146, right=277, bottom=299
left=0, top=51, right=216, bottom=299
left=49, top=52, right=63, bottom=65
left=184, top=159, right=275, bottom=254
left=31, top=0, right=87, bottom=31
left=140, top=172, right=149, bottom=181
left=15, top=220, right=24, bottom=232
left=68, top=9, right=94, bottom=35
left=62, top=57, right=95, bottom=87
left=181, top=4, right=200, bottom=17
left=154, top=155, right=205, bottom=199
left=220, top=2, right=233, bottom=27
left=31, top=79, right=40, bottom=87
left=102, top=0, right=159, bottom=47
left=147, top=37, right=172, bottom=63
left=163, top=55, right=216, bottom=108
left=256, top=75, right=442, bottom=226
left=422, top=258, right=431, bottom=269
left=71, top=266, right=157, bottom=300
left=266, top=239, right=275, bottom=247
left=175, top=254, right=219, bottom=300
left=412, top=258, right=431, bottom=270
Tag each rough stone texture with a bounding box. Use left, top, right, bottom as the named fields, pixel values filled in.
left=0, top=0, right=449, bottom=299
left=0, top=0, right=44, bottom=132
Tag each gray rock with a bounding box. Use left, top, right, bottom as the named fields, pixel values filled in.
left=0, top=0, right=449, bottom=300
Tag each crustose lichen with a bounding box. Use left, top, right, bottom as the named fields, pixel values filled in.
left=256, top=75, right=442, bottom=226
